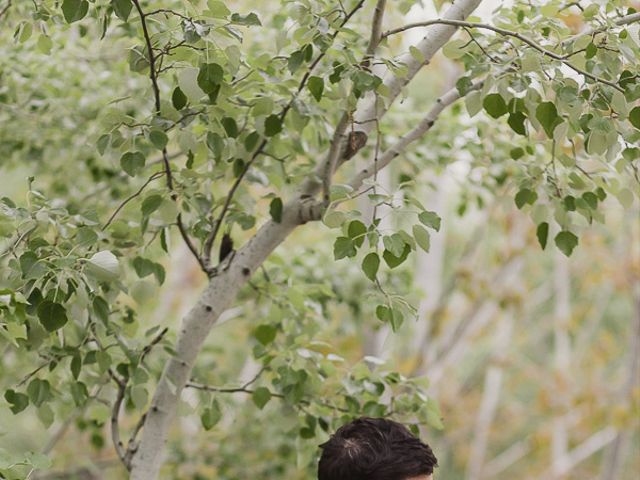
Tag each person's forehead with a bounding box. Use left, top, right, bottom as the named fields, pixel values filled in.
left=406, top=476, right=432, bottom=480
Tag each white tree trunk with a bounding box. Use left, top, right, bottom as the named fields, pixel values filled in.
left=130, top=204, right=301, bottom=479
left=551, top=249, right=572, bottom=478
left=465, top=312, right=514, bottom=480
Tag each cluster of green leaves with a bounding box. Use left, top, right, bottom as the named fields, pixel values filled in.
left=447, top=1, right=640, bottom=256
left=0, top=185, right=171, bottom=478
left=324, top=190, right=442, bottom=331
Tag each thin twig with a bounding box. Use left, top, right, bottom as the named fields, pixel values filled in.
left=139, top=327, right=169, bottom=365
left=131, top=0, right=209, bottom=274
left=184, top=381, right=350, bottom=413
left=0, top=0, right=11, bottom=21
left=109, top=370, right=128, bottom=469
left=383, top=19, right=624, bottom=92
left=102, top=171, right=165, bottom=230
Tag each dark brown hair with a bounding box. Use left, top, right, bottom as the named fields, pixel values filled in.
left=318, top=417, right=438, bottom=480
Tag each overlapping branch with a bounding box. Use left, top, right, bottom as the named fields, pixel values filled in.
left=202, top=0, right=367, bottom=268
left=382, top=18, right=635, bottom=92
left=130, top=0, right=208, bottom=273
left=347, top=81, right=480, bottom=192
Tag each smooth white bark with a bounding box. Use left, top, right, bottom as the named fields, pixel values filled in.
left=130, top=202, right=302, bottom=479
left=551, top=249, right=572, bottom=477
left=465, top=312, right=514, bottom=480
left=353, top=0, right=483, bottom=131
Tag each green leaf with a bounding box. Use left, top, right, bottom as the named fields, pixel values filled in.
left=629, top=106, right=640, bottom=130
left=244, top=131, right=260, bottom=152
left=111, top=0, right=132, bottom=21
left=221, top=117, right=238, bottom=138
left=71, top=353, right=82, bottom=380
left=96, top=134, right=111, bottom=155
left=466, top=91, right=483, bottom=117
left=555, top=230, right=579, bottom=257
left=252, top=97, right=274, bottom=116
left=254, top=324, right=277, bottom=346
left=201, top=400, right=222, bottom=430
left=132, top=257, right=154, bottom=278
left=483, top=93, right=508, bottom=118
left=149, top=130, right=168, bottom=150
left=382, top=244, right=410, bottom=269
left=508, top=112, right=527, bottom=135
left=86, top=251, right=120, bottom=282
left=207, top=132, right=224, bottom=159
left=383, top=234, right=405, bottom=257
left=92, top=296, right=110, bottom=324
left=376, top=305, right=404, bottom=332
left=361, top=252, right=380, bottom=281
left=128, top=46, right=149, bottom=73
left=582, top=191, right=598, bottom=209
left=442, top=39, right=467, bottom=59
left=62, top=0, right=89, bottom=24
left=413, top=224, right=431, bottom=252
left=252, top=387, right=271, bottom=409
left=514, top=188, right=537, bottom=209
left=264, top=114, right=282, bottom=136
left=5, top=389, right=29, bottom=414
left=231, top=12, right=261, bottom=26
left=37, top=301, right=68, bottom=332
left=510, top=147, right=525, bottom=160
left=76, top=227, right=98, bottom=247
left=37, top=34, right=53, bottom=54
left=233, top=158, right=245, bottom=177
left=323, top=210, right=345, bottom=229
left=208, top=1, right=230, bottom=17
left=536, top=222, right=549, bottom=250
left=456, top=77, right=474, bottom=96
left=536, top=102, right=561, bottom=138
left=197, top=63, right=224, bottom=94
left=288, top=50, right=305, bottom=74
left=70, top=382, right=88, bottom=406
left=269, top=197, right=283, bottom=223
left=347, top=220, right=366, bottom=248
left=308, top=76, right=324, bottom=101
left=141, top=194, right=163, bottom=217
left=334, top=237, right=356, bottom=260
left=120, top=151, right=146, bottom=177
left=418, top=211, right=441, bottom=231
left=171, top=87, right=187, bottom=110
left=24, top=451, right=52, bottom=470
left=27, top=379, right=51, bottom=407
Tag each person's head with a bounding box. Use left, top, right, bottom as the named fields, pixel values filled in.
left=317, top=417, right=438, bottom=480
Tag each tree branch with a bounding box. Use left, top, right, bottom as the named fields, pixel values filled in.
left=304, top=0, right=484, bottom=199
left=383, top=19, right=624, bottom=92
left=130, top=0, right=208, bottom=274
left=139, top=327, right=169, bottom=365
left=348, top=80, right=480, bottom=192
left=202, top=0, right=366, bottom=268
left=109, top=372, right=128, bottom=469
left=366, top=0, right=387, bottom=56
left=102, top=170, right=165, bottom=231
